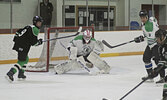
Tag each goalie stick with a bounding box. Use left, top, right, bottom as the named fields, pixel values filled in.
left=102, top=40, right=135, bottom=49
left=43, top=27, right=82, bottom=42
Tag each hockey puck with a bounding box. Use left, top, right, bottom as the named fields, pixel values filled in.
left=102, top=98, right=108, bottom=100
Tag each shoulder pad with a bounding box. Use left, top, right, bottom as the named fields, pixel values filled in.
left=149, top=17, right=157, bottom=23
left=28, top=25, right=39, bottom=36
left=32, top=27, right=39, bottom=36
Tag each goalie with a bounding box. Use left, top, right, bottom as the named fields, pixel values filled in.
left=54, top=29, right=111, bottom=74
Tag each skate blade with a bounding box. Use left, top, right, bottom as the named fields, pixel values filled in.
left=98, top=70, right=110, bottom=74
left=144, top=79, right=154, bottom=83
left=17, top=78, right=26, bottom=81
left=155, top=83, right=164, bottom=87
left=89, top=72, right=98, bottom=75
left=145, top=81, right=154, bottom=83
left=5, top=75, right=13, bottom=83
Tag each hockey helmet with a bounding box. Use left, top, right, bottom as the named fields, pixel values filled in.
left=155, top=29, right=167, bottom=45
left=139, top=10, right=148, bottom=17
left=83, top=29, right=92, bottom=43
left=33, top=16, right=43, bottom=25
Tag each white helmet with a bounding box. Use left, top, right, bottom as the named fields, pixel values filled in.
left=83, top=29, right=92, bottom=43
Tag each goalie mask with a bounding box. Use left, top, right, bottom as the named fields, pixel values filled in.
left=155, top=29, right=167, bottom=45
left=83, top=30, right=92, bottom=43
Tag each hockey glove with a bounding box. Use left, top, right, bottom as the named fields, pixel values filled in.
left=38, top=39, right=43, bottom=45
left=148, top=67, right=159, bottom=79
left=134, top=35, right=144, bottom=43
left=35, top=39, right=43, bottom=46
left=157, top=61, right=167, bottom=69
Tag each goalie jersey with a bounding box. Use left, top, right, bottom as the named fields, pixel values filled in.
left=142, top=17, right=159, bottom=48
left=68, top=35, right=96, bottom=57
left=13, top=25, right=40, bottom=52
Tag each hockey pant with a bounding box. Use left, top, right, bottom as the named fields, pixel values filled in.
left=143, top=45, right=165, bottom=78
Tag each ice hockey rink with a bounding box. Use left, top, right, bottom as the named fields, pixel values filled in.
left=0, top=55, right=163, bottom=100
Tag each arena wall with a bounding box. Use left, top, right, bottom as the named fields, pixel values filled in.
left=0, top=30, right=146, bottom=64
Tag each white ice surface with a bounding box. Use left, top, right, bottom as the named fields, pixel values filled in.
left=0, top=55, right=164, bottom=100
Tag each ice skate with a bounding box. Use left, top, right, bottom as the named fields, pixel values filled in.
left=18, top=69, right=26, bottom=80
left=156, top=78, right=165, bottom=84
left=5, top=68, right=15, bottom=82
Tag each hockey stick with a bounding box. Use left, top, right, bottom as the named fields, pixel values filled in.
left=102, top=78, right=149, bottom=100
left=102, top=40, right=135, bottom=49
left=43, top=27, right=82, bottom=42
left=119, top=78, right=147, bottom=100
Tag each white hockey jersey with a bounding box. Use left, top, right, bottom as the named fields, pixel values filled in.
left=68, top=35, right=97, bottom=56
left=142, top=17, right=159, bottom=48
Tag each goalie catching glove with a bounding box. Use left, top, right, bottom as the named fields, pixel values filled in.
left=134, top=35, right=144, bottom=43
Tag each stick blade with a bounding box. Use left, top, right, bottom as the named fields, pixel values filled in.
left=102, top=40, right=113, bottom=48
left=75, top=26, right=82, bottom=36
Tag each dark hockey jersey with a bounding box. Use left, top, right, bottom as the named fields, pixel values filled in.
left=159, top=40, right=167, bottom=61
left=13, top=25, right=40, bottom=52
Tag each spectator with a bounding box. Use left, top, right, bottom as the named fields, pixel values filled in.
left=40, top=0, right=53, bottom=27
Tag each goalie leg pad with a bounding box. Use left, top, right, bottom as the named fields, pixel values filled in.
left=77, top=56, right=86, bottom=65
left=87, top=52, right=111, bottom=74
left=54, top=60, right=82, bottom=74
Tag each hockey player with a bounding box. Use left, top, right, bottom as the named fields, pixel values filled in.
left=144, top=29, right=167, bottom=99
left=146, top=29, right=167, bottom=82
left=134, top=10, right=165, bottom=82
left=54, top=29, right=111, bottom=74
left=5, top=16, right=43, bottom=82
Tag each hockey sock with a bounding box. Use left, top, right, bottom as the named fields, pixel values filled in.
left=17, top=56, right=29, bottom=67
left=145, top=63, right=153, bottom=74
left=9, top=67, right=17, bottom=74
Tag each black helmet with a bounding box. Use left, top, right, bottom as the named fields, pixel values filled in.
left=139, top=10, right=148, bottom=17
left=155, top=29, right=167, bottom=39
left=33, top=16, right=43, bottom=25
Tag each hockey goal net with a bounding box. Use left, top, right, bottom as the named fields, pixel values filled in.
left=26, top=26, right=94, bottom=72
